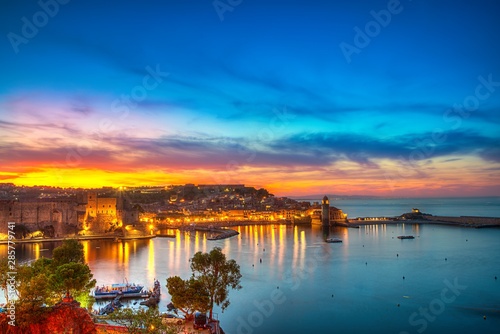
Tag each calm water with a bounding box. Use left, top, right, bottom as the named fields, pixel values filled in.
left=302, top=197, right=500, bottom=218
left=2, top=223, right=500, bottom=334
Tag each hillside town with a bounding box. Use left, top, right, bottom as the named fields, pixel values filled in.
left=0, top=183, right=348, bottom=240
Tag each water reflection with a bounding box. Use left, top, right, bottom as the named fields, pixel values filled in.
left=2, top=224, right=499, bottom=334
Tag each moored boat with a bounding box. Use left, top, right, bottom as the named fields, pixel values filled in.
left=397, top=235, right=415, bottom=239
left=93, top=282, right=147, bottom=300
left=326, top=238, right=342, bottom=243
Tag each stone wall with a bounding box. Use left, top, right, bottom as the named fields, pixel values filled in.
left=0, top=200, right=82, bottom=237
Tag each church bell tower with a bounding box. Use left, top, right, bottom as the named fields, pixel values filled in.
left=321, top=195, right=330, bottom=226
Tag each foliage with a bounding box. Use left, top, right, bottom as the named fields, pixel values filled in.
left=13, top=300, right=51, bottom=329
left=14, top=272, right=52, bottom=328
left=0, top=258, right=10, bottom=303
left=166, top=276, right=210, bottom=319
left=42, top=225, right=55, bottom=238
left=13, top=224, right=30, bottom=239
left=11, top=239, right=96, bottom=328
left=106, top=307, right=176, bottom=334
left=30, top=257, right=53, bottom=276
left=51, top=239, right=85, bottom=267
left=190, top=247, right=242, bottom=319
left=50, top=262, right=96, bottom=299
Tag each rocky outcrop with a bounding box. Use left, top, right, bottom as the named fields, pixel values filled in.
left=0, top=300, right=97, bottom=334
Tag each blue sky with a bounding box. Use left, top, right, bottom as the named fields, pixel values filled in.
left=1, top=0, right=499, bottom=196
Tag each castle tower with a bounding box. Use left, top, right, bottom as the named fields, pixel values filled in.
left=86, top=192, right=98, bottom=217
left=321, top=195, right=330, bottom=226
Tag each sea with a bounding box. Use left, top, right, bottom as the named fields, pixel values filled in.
left=299, top=196, right=500, bottom=218
left=2, top=197, right=500, bottom=334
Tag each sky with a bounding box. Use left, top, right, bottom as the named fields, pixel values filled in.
left=0, top=0, right=499, bottom=197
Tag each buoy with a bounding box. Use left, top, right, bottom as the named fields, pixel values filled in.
left=397, top=254, right=399, bottom=257
left=331, top=294, right=334, bottom=298
left=403, top=276, right=405, bottom=279
left=445, top=258, right=447, bottom=261
left=277, top=286, right=279, bottom=289
left=397, top=304, right=400, bottom=307
left=483, top=316, right=486, bottom=320
left=365, top=262, right=367, bottom=265
left=260, top=258, right=262, bottom=263
left=495, top=276, right=497, bottom=280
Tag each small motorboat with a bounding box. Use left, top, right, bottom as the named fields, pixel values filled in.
left=397, top=235, right=415, bottom=239
left=325, top=238, right=342, bottom=243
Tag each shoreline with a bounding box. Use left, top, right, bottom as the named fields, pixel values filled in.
left=348, top=216, right=500, bottom=228
left=3, top=215, right=499, bottom=245
left=0, top=234, right=156, bottom=245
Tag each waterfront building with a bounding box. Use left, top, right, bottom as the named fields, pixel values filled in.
left=309, top=195, right=347, bottom=225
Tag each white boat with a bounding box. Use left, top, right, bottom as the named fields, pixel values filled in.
left=325, top=238, right=342, bottom=243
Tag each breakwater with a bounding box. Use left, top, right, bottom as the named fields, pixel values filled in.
left=179, top=225, right=239, bottom=240
left=423, top=215, right=500, bottom=227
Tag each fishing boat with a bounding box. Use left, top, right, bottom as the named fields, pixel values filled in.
left=397, top=235, right=415, bottom=239
left=325, top=238, right=342, bottom=243
left=93, top=281, right=147, bottom=300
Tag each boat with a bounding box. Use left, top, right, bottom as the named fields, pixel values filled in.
left=140, top=279, right=161, bottom=307
left=93, top=282, right=147, bottom=300
left=397, top=235, right=415, bottom=239
left=325, top=238, right=342, bottom=243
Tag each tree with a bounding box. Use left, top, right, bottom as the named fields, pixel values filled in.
left=14, top=271, right=53, bottom=328
left=106, top=307, right=176, bottom=334
left=190, top=247, right=242, bottom=319
left=51, top=239, right=85, bottom=267
left=0, top=258, right=10, bottom=303
left=7, top=240, right=96, bottom=329
left=50, top=262, right=96, bottom=299
left=166, top=276, right=210, bottom=319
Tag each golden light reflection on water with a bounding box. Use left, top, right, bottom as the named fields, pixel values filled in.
left=300, top=230, right=306, bottom=268
left=184, top=231, right=191, bottom=262
left=147, top=239, right=155, bottom=282
left=293, top=226, right=299, bottom=268
left=194, top=231, right=200, bottom=254
left=82, top=241, right=89, bottom=264
left=175, top=232, right=181, bottom=270
left=34, top=242, right=40, bottom=260
left=278, top=225, right=285, bottom=268
left=124, top=242, right=130, bottom=265
left=270, top=226, right=276, bottom=268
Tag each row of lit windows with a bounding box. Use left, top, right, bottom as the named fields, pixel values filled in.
left=89, top=210, right=115, bottom=214
left=88, top=205, right=115, bottom=208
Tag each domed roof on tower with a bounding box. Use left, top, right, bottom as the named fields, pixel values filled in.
left=322, top=195, right=329, bottom=205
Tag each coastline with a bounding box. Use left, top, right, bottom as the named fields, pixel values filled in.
left=348, top=215, right=500, bottom=228
left=3, top=215, right=499, bottom=245
left=0, top=234, right=156, bottom=245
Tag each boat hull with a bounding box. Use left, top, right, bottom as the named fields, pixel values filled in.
left=93, top=292, right=149, bottom=300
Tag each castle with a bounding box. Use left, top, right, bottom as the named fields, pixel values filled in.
left=0, top=191, right=139, bottom=238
